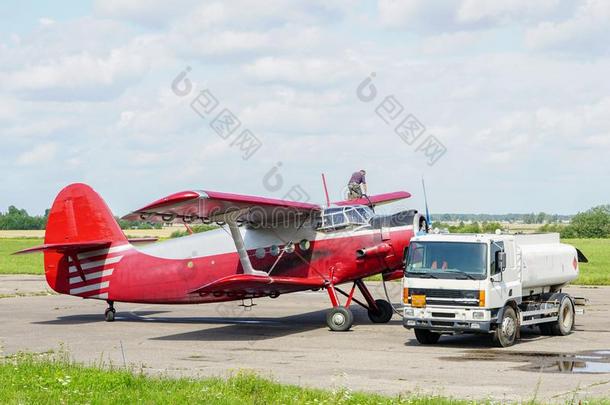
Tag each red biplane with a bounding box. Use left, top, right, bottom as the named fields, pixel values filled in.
left=16, top=183, right=427, bottom=331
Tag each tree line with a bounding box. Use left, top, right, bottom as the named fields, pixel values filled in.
left=433, top=205, right=610, bottom=238
left=2, top=204, right=609, bottom=238
left=537, top=205, right=610, bottom=238
left=0, top=206, right=161, bottom=230
left=432, top=212, right=571, bottom=223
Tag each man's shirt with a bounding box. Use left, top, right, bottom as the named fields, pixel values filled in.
left=349, top=172, right=366, bottom=185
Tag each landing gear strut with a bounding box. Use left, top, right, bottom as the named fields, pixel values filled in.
left=324, top=279, right=394, bottom=331
left=104, top=300, right=115, bottom=322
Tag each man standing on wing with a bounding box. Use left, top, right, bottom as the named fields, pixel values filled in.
left=347, top=169, right=367, bottom=200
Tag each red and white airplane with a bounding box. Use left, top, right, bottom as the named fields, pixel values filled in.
left=16, top=183, right=428, bottom=331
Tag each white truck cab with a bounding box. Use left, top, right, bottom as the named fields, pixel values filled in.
left=403, top=233, right=587, bottom=347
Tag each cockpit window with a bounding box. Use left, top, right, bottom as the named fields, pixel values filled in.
left=318, top=206, right=373, bottom=231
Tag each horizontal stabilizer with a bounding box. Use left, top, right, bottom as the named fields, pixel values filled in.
left=190, top=274, right=326, bottom=295
left=13, top=241, right=111, bottom=255
left=127, top=237, right=158, bottom=244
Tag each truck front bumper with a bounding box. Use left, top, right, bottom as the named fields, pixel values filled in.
left=403, top=317, right=493, bottom=333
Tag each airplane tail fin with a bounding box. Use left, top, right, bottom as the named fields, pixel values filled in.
left=44, top=183, right=127, bottom=246
left=40, top=183, right=128, bottom=295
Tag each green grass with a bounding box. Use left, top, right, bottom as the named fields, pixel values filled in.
left=0, top=353, right=477, bottom=405
left=0, top=238, right=43, bottom=274
left=563, top=239, right=610, bottom=285
left=0, top=238, right=608, bottom=285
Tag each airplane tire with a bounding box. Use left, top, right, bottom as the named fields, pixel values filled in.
left=414, top=329, right=440, bottom=344
left=367, top=299, right=393, bottom=323
left=326, top=306, right=353, bottom=332
left=104, top=308, right=115, bottom=322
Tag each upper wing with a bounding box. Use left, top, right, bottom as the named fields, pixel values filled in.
left=122, top=190, right=322, bottom=227
left=333, top=191, right=411, bottom=207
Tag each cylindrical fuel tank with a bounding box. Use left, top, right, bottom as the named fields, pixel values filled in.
left=519, top=239, right=579, bottom=290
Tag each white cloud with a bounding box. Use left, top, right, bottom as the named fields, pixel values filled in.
left=38, top=17, right=55, bottom=26
left=97, top=0, right=355, bottom=29
left=94, top=0, right=200, bottom=27
left=525, top=0, right=610, bottom=54
left=420, top=31, right=482, bottom=54
left=378, top=0, right=565, bottom=31
left=0, top=39, right=164, bottom=101
left=16, top=143, right=57, bottom=166
left=243, top=56, right=353, bottom=86
left=457, top=0, right=560, bottom=24
left=2, top=1, right=610, bottom=215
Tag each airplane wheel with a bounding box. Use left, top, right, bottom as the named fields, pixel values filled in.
left=367, top=299, right=393, bottom=323
left=326, top=306, right=353, bottom=331
left=104, top=308, right=115, bottom=322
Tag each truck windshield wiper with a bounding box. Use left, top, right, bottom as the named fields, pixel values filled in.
left=407, top=271, right=437, bottom=279
left=443, top=269, right=476, bottom=280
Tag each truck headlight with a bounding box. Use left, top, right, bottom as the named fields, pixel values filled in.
left=472, top=311, right=485, bottom=320
left=405, top=308, right=414, bottom=317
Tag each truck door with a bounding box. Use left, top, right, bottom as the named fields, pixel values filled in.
left=489, top=241, right=521, bottom=307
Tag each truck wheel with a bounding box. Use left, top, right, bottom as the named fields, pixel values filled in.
left=538, top=323, right=552, bottom=335
left=367, top=299, right=393, bottom=323
left=414, top=329, right=440, bottom=344
left=550, top=296, right=575, bottom=336
left=326, top=306, right=353, bottom=332
left=493, top=306, right=518, bottom=347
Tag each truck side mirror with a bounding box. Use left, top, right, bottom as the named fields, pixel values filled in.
left=495, top=251, right=506, bottom=274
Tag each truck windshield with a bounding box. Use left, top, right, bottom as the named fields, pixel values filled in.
left=406, top=242, right=487, bottom=280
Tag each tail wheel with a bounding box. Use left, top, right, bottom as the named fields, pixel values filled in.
left=367, top=299, right=393, bottom=323
left=550, top=296, right=575, bottom=336
left=326, top=306, right=353, bottom=332
left=414, top=329, right=440, bottom=344
left=493, top=306, right=518, bottom=347
left=104, top=308, right=115, bottom=322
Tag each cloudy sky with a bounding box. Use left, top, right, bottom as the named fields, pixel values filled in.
left=1, top=0, right=609, bottom=216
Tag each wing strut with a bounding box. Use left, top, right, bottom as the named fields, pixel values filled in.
left=225, top=210, right=267, bottom=276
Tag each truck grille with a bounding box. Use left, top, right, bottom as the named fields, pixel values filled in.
left=431, top=321, right=454, bottom=327
left=431, top=312, right=456, bottom=318
left=408, top=288, right=480, bottom=307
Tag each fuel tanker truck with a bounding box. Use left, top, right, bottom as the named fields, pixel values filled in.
left=402, top=232, right=588, bottom=347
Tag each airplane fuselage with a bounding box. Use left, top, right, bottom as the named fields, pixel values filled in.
left=45, top=223, right=414, bottom=304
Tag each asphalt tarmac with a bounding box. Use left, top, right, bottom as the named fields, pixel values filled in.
left=1, top=275, right=608, bottom=402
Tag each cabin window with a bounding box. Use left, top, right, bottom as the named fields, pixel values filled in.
left=490, top=241, right=505, bottom=275
left=299, top=239, right=311, bottom=251
left=318, top=206, right=373, bottom=231
left=255, top=248, right=266, bottom=259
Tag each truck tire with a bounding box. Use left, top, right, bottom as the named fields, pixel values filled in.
left=414, top=329, right=440, bottom=344
left=493, top=306, right=518, bottom=347
left=549, top=296, right=575, bottom=336
left=538, top=323, right=552, bottom=335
